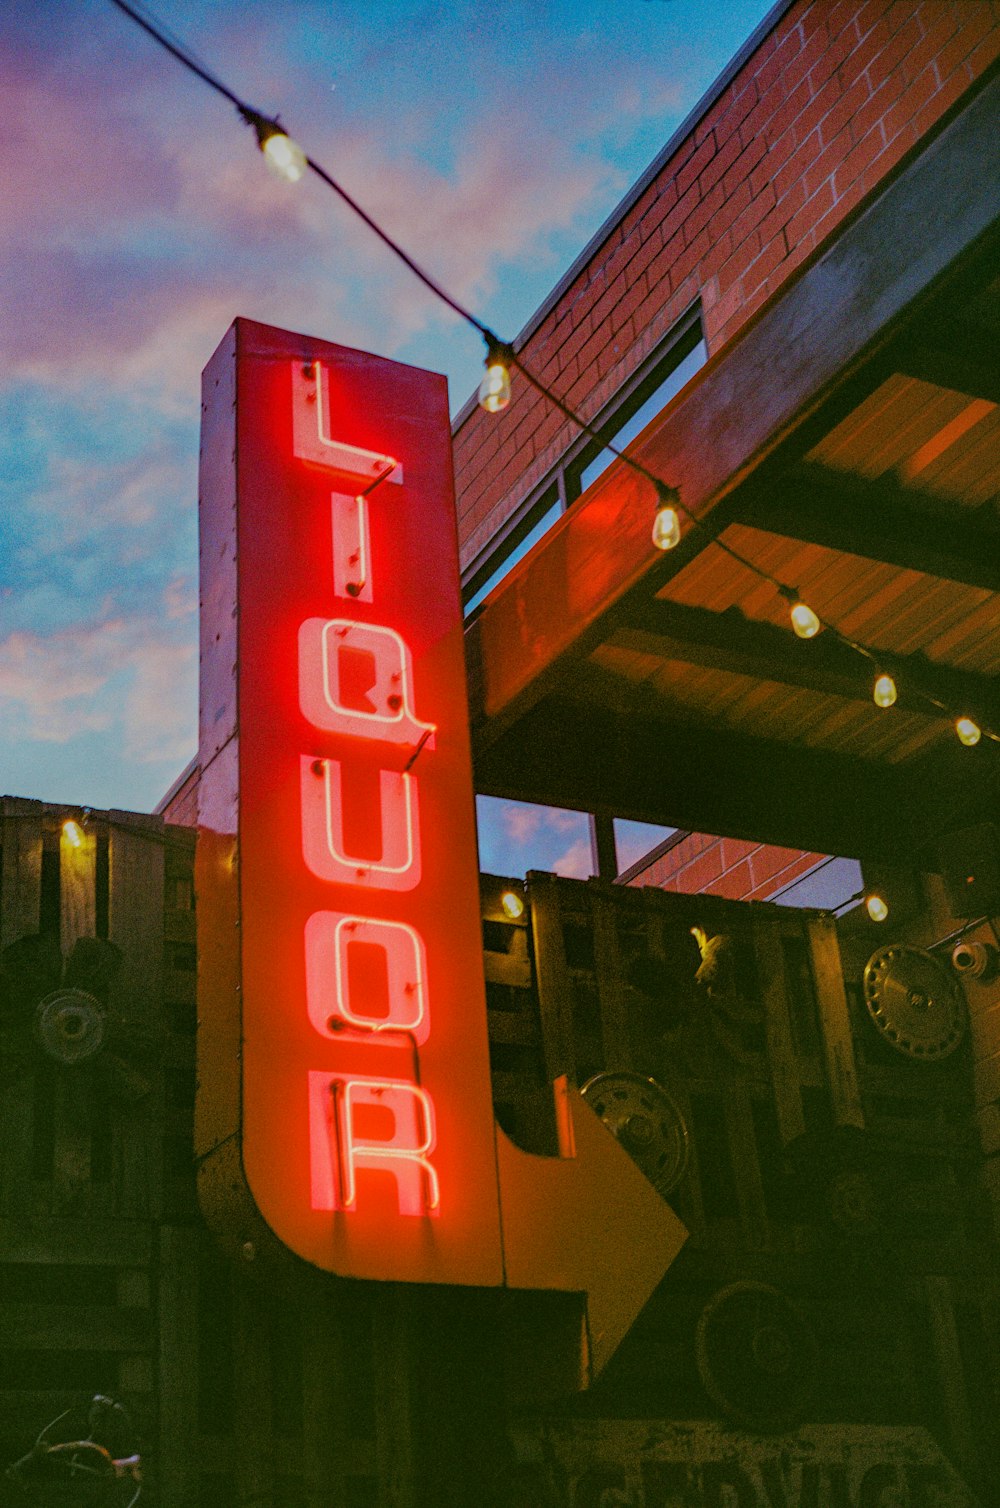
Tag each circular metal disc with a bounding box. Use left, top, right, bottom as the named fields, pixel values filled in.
left=863, top=944, right=966, bottom=1060
left=34, top=988, right=106, bottom=1065
left=695, top=1280, right=817, bottom=1431
left=581, top=1070, right=689, bottom=1195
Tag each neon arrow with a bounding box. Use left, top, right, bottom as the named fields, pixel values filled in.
left=496, top=1077, right=688, bottom=1386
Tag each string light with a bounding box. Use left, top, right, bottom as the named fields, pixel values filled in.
left=865, top=893, right=889, bottom=922
left=777, top=586, right=820, bottom=639
left=106, top=0, right=1000, bottom=758
left=651, top=484, right=681, bottom=551
left=873, top=673, right=897, bottom=709
left=500, top=890, right=525, bottom=920
left=478, top=337, right=514, bottom=414
left=240, top=109, right=306, bottom=183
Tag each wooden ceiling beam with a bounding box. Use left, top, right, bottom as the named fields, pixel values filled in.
left=890, top=337, right=1000, bottom=405
left=472, top=688, right=979, bottom=864
left=608, top=598, right=1000, bottom=726
left=730, top=461, right=1000, bottom=592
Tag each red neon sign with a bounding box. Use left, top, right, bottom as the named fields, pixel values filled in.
left=197, top=321, right=503, bottom=1285
left=196, top=319, right=685, bottom=1371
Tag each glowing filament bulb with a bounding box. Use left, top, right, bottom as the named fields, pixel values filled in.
left=262, top=130, right=307, bottom=183
left=873, top=673, right=897, bottom=709
left=501, top=890, right=524, bottom=920
left=62, top=819, right=84, bottom=848
left=478, top=336, right=514, bottom=414
left=956, top=716, right=981, bottom=746
left=478, top=359, right=511, bottom=414
left=242, top=108, right=307, bottom=184
left=652, top=504, right=681, bottom=551
left=789, top=600, right=820, bottom=639
left=866, top=894, right=889, bottom=923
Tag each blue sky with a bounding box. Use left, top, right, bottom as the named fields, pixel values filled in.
left=1, top=0, right=776, bottom=871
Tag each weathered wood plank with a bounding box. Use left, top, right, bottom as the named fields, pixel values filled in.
left=59, top=822, right=96, bottom=955
left=526, top=871, right=577, bottom=1088
left=752, top=913, right=806, bottom=1145
left=158, top=1227, right=201, bottom=1507
left=924, top=1275, right=976, bottom=1475
left=232, top=1275, right=275, bottom=1506
left=373, top=1286, right=418, bottom=1508
left=1, top=797, right=44, bottom=947
left=0, top=1302, right=151, bottom=1350
left=108, top=812, right=164, bottom=1027
left=589, top=882, right=632, bottom=1071
left=0, top=803, right=45, bottom=1219
left=0, top=1217, right=151, bottom=1264
left=807, top=915, right=865, bottom=1129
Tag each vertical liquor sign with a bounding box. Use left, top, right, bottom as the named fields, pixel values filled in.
left=196, top=319, right=503, bottom=1285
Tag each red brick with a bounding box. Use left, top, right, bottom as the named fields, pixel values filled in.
left=676, top=133, right=718, bottom=199
left=743, top=233, right=788, bottom=300
left=683, top=180, right=727, bottom=247
left=833, top=122, right=885, bottom=197
left=912, top=61, right=975, bottom=137
left=754, top=20, right=806, bottom=98
left=967, top=26, right=1000, bottom=79
left=762, top=73, right=814, bottom=148
left=751, top=130, right=792, bottom=198
left=720, top=836, right=758, bottom=871
left=721, top=131, right=769, bottom=199
left=711, top=78, right=760, bottom=147
left=849, top=65, right=908, bottom=144
left=780, top=22, right=832, bottom=98
left=698, top=126, right=745, bottom=197
left=716, top=228, right=761, bottom=294
left=879, top=13, right=924, bottom=78
left=819, top=69, right=872, bottom=148
left=852, top=13, right=893, bottom=76
left=882, top=64, right=937, bottom=143
left=674, top=848, right=725, bottom=893
left=711, top=860, right=755, bottom=900
left=774, top=127, right=823, bottom=201
left=749, top=843, right=818, bottom=887
left=804, top=125, right=852, bottom=197
left=706, top=277, right=745, bottom=338
left=807, top=15, right=862, bottom=94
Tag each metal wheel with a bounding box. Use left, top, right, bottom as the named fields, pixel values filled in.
left=581, top=1071, right=689, bottom=1196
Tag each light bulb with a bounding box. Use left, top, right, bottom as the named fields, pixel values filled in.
left=62, top=819, right=84, bottom=848
left=261, top=130, right=306, bottom=183
left=478, top=359, right=511, bottom=414
left=956, top=716, right=981, bottom=746
left=873, top=673, right=897, bottom=708
left=501, top=889, right=525, bottom=920
left=865, top=893, right=889, bottom=923
left=652, top=504, right=681, bottom=551
left=789, top=600, right=820, bottom=639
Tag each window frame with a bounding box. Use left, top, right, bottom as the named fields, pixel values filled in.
left=461, top=302, right=706, bottom=617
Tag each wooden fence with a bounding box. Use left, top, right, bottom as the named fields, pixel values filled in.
left=1, top=800, right=996, bottom=1504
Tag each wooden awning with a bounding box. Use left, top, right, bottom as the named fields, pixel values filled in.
left=466, top=75, right=1000, bottom=864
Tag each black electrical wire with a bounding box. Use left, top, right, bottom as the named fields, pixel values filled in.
left=104, top=0, right=999, bottom=746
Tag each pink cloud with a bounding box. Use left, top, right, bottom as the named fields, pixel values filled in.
left=0, top=593, right=196, bottom=766
left=551, top=837, right=593, bottom=880
left=502, top=804, right=543, bottom=845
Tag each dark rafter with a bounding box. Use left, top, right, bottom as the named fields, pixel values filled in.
left=730, top=463, right=1000, bottom=594
left=609, top=599, right=1000, bottom=727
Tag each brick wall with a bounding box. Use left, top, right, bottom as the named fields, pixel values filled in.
left=453, top=0, right=1000, bottom=571
left=633, top=830, right=827, bottom=901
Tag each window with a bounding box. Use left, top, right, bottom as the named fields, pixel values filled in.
left=462, top=305, right=706, bottom=617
